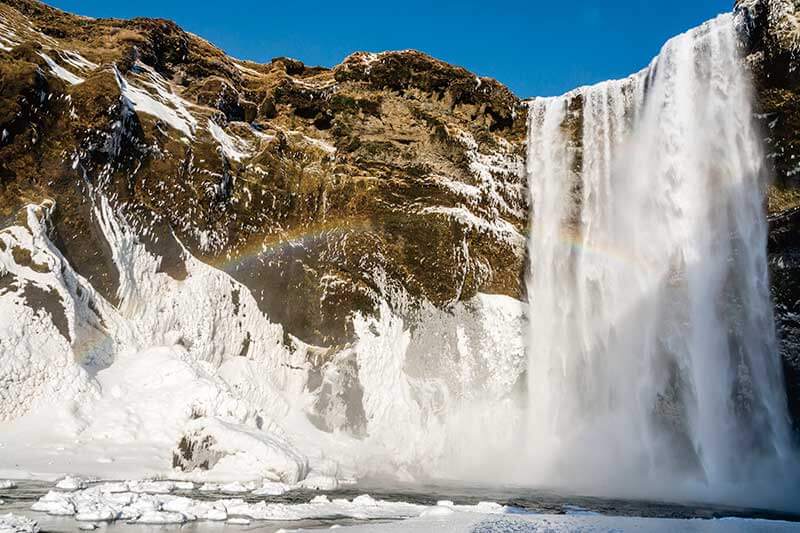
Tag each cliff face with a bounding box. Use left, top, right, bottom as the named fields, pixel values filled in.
left=736, top=0, right=800, bottom=429
left=0, top=0, right=527, bottom=351
left=2, top=0, right=800, bottom=436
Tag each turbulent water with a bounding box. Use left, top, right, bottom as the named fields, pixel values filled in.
left=525, top=13, right=795, bottom=494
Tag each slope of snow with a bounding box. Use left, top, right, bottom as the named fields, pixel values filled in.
left=113, top=65, right=197, bottom=138
left=59, top=50, right=98, bottom=72
left=208, top=119, right=251, bottom=161
left=38, top=53, right=84, bottom=85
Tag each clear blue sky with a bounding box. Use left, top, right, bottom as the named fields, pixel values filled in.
left=46, top=0, right=733, bottom=97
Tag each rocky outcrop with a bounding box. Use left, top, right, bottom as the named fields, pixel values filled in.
left=737, top=0, right=800, bottom=431
left=0, top=0, right=527, bottom=353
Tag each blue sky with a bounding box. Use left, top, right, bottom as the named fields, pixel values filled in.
left=47, top=0, right=732, bottom=97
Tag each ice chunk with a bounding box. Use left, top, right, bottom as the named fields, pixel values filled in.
left=0, top=513, right=39, bottom=533
left=55, top=476, right=87, bottom=491
left=135, top=511, right=186, bottom=524
left=252, top=481, right=290, bottom=496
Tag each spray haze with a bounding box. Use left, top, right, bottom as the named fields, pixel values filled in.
left=524, top=13, right=797, bottom=504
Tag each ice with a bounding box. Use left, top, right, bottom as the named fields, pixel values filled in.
left=251, top=481, right=290, bottom=496
left=178, top=417, right=309, bottom=484
left=332, top=513, right=800, bottom=532
left=0, top=513, right=39, bottom=533
left=38, top=53, right=84, bottom=85
left=420, top=205, right=524, bottom=249
left=26, top=487, right=473, bottom=525
left=218, top=481, right=255, bottom=494
left=135, top=510, right=186, bottom=524
left=55, top=476, right=87, bottom=491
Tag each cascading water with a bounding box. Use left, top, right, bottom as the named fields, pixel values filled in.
left=526, top=13, right=795, bottom=496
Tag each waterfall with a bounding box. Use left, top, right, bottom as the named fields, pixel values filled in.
left=525, top=13, right=794, bottom=493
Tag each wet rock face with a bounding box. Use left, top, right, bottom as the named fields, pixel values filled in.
left=737, top=0, right=800, bottom=430
left=0, top=0, right=528, bottom=348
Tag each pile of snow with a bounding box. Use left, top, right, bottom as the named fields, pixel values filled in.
left=175, top=417, right=308, bottom=484
left=0, top=513, right=38, bottom=533
left=0, top=198, right=313, bottom=484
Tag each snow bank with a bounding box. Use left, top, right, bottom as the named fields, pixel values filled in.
left=175, top=417, right=308, bottom=483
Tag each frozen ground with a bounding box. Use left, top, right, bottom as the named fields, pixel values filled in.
left=1, top=479, right=799, bottom=532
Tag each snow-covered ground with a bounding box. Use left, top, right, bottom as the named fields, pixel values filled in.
left=1, top=480, right=798, bottom=533
left=0, top=196, right=528, bottom=490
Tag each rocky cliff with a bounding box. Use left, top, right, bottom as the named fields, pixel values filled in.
left=0, top=0, right=527, bottom=353
left=736, top=0, right=800, bottom=430
left=1, top=0, right=799, bottom=457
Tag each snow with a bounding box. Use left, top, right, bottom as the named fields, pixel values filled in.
left=55, top=476, right=87, bottom=491
left=233, top=61, right=263, bottom=77
left=59, top=51, right=98, bottom=72
left=0, top=21, right=19, bottom=51
left=0, top=481, right=16, bottom=490
left=454, top=130, right=526, bottom=219
left=114, top=64, right=197, bottom=138
left=24, top=489, right=797, bottom=532
left=0, top=513, right=38, bottom=533
left=38, top=53, right=84, bottom=85
left=208, top=119, right=251, bottom=161
left=252, top=481, right=291, bottom=496
left=421, top=205, right=525, bottom=248
left=0, top=197, right=308, bottom=484
left=26, top=486, right=512, bottom=525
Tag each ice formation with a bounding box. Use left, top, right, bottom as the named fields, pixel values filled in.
left=27, top=484, right=511, bottom=525
left=0, top=179, right=527, bottom=487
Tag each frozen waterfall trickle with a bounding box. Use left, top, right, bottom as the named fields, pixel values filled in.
left=525, top=14, right=794, bottom=491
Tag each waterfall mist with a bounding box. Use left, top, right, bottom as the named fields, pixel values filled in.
left=524, top=13, right=797, bottom=504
